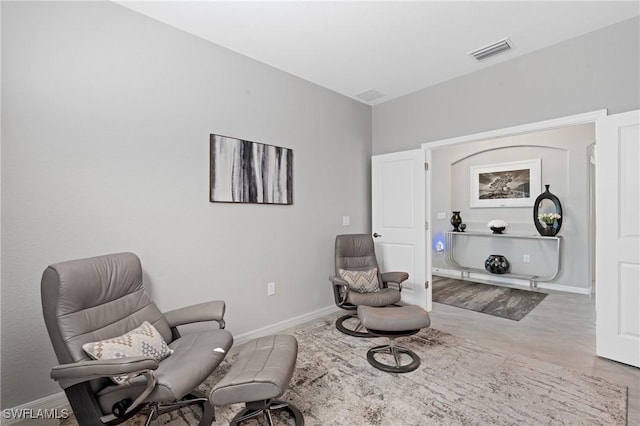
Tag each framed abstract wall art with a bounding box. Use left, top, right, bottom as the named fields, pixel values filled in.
left=469, top=159, right=541, bottom=208
left=210, top=134, right=293, bottom=204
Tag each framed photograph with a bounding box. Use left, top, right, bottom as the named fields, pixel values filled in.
left=469, top=159, right=541, bottom=208
left=210, top=134, right=293, bottom=204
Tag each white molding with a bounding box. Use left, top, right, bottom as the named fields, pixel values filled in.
left=2, top=305, right=340, bottom=422
left=232, top=305, right=339, bottom=346
left=433, top=267, right=591, bottom=295
left=421, top=109, right=607, bottom=150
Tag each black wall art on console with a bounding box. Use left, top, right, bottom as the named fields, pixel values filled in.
left=533, top=185, right=563, bottom=236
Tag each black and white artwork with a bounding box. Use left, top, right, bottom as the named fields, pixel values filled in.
left=210, top=134, right=293, bottom=204
left=470, top=159, right=541, bottom=208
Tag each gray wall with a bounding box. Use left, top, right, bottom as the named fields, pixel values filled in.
left=1, top=1, right=371, bottom=408
left=373, top=17, right=640, bottom=155
left=430, top=124, right=594, bottom=289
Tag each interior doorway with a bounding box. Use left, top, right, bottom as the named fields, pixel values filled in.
left=422, top=110, right=605, bottom=295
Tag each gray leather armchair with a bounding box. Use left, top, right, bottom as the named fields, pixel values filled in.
left=329, top=234, right=409, bottom=337
left=41, top=252, right=233, bottom=425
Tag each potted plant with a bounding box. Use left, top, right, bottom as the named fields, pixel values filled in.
left=538, top=213, right=561, bottom=236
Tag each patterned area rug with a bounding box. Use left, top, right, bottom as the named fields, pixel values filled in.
left=61, top=316, right=627, bottom=425
left=432, top=275, right=548, bottom=321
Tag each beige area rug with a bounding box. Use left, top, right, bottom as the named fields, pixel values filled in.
left=61, top=315, right=627, bottom=425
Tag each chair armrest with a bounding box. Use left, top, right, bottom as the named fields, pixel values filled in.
left=163, top=300, right=226, bottom=328
left=330, top=276, right=350, bottom=307
left=50, top=357, right=158, bottom=389
left=381, top=271, right=409, bottom=285
left=329, top=275, right=349, bottom=287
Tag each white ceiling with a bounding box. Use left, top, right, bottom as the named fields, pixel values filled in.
left=115, top=1, right=640, bottom=105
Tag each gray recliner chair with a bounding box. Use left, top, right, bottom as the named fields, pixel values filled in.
left=329, top=234, right=409, bottom=337
left=41, top=252, right=233, bottom=425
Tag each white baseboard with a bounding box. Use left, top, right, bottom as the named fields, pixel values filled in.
left=232, top=305, right=339, bottom=346
left=2, top=305, right=340, bottom=422
left=432, top=267, right=591, bottom=295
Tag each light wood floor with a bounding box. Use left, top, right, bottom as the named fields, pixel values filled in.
left=427, top=284, right=640, bottom=425
left=20, top=286, right=638, bottom=425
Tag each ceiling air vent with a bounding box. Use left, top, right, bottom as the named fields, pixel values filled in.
left=355, top=89, right=385, bottom=103
left=470, top=38, right=512, bottom=61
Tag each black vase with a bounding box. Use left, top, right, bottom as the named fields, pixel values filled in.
left=485, top=255, right=510, bottom=274
left=451, top=211, right=462, bottom=232
left=543, top=224, right=557, bottom=236
left=533, top=185, right=563, bottom=237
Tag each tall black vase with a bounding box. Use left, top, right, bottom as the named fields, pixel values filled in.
left=533, top=184, right=563, bottom=236
left=451, top=211, right=462, bottom=232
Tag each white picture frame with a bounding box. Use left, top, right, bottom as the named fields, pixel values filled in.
left=469, top=159, right=541, bottom=208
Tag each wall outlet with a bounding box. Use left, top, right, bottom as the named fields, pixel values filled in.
left=437, top=212, right=447, bottom=219
left=267, top=282, right=276, bottom=296
left=523, top=254, right=530, bottom=263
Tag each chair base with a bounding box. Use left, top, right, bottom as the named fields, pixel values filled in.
left=335, top=314, right=376, bottom=338
left=142, top=391, right=214, bottom=426
left=230, top=399, right=304, bottom=426
left=366, top=342, right=421, bottom=373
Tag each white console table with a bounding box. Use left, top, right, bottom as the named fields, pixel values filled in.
left=444, top=231, right=562, bottom=290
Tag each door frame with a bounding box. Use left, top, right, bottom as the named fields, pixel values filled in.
left=420, top=109, right=607, bottom=294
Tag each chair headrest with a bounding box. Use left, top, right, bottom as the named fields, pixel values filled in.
left=44, top=252, right=143, bottom=316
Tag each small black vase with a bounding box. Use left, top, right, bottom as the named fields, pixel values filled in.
left=451, top=211, right=462, bottom=232
left=543, top=224, right=557, bottom=236
left=485, top=255, right=510, bottom=274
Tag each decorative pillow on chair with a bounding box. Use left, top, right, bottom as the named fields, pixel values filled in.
left=339, top=268, right=380, bottom=293
left=82, top=321, right=173, bottom=384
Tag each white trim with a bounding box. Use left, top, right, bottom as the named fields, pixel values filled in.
left=2, top=305, right=339, bottom=423
left=232, top=305, right=339, bottom=346
left=422, top=109, right=607, bottom=150
left=433, top=267, right=590, bottom=295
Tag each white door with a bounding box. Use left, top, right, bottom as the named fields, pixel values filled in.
left=595, top=110, right=640, bottom=368
left=372, top=149, right=430, bottom=310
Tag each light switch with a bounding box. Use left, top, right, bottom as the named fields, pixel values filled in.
left=342, top=216, right=351, bottom=226
left=437, top=212, right=447, bottom=220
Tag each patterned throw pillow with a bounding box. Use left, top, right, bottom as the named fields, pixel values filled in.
left=82, top=321, right=173, bottom=384
left=339, top=268, right=380, bottom=293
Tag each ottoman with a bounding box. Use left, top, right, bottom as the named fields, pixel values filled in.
left=357, top=305, right=431, bottom=373
left=210, top=334, right=303, bottom=425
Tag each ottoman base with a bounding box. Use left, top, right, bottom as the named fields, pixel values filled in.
left=366, top=339, right=421, bottom=373
left=229, top=399, right=304, bottom=426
